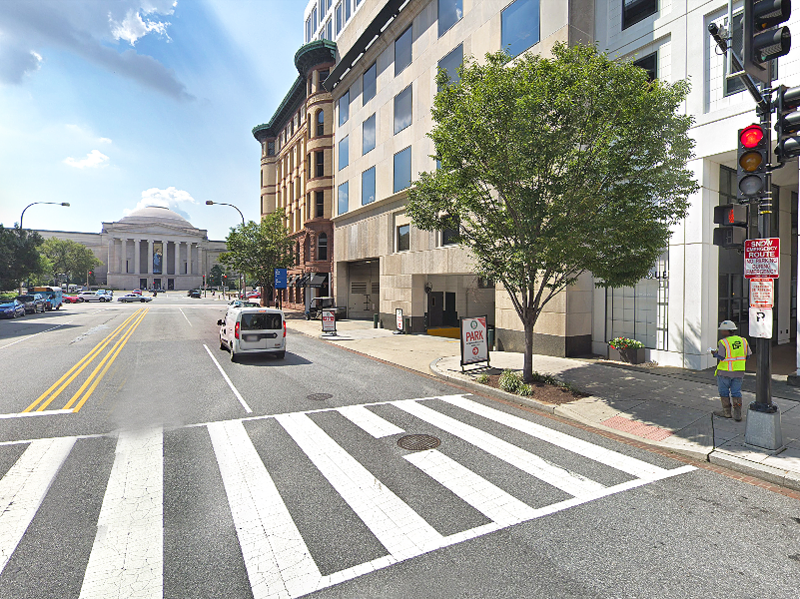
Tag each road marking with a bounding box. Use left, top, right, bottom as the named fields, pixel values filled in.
left=0, top=409, right=73, bottom=419
left=67, top=309, right=149, bottom=412
left=277, top=412, right=445, bottom=560
left=395, top=400, right=606, bottom=498
left=336, top=404, right=405, bottom=438
left=203, top=344, right=252, bottom=413
left=208, top=420, right=321, bottom=599
left=0, top=323, right=70, bottom=350
left=24, top=310, right=143, bottom=412
left=0, top=437, right=76, bottom=574
left=404, top=449, right=539, bottom=527
left=178, top=307, right=192, bottom=327
left=79, top=428, right=163, bottom=599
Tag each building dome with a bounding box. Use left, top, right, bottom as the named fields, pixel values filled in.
left=118, top=205, right=192, bottom=226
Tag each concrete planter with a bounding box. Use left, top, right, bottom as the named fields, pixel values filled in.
left=608, top=346, right=646, bottom=364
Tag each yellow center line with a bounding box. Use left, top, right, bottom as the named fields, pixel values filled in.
left=23, top=309, right=144, bottom=413
left=67, top=308, right=149, bottom=413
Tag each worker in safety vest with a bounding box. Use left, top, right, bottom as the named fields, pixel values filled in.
left=709, top=320, right=751, bottom=421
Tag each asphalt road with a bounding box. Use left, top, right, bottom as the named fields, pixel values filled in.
left=0, top=294, right=799, bottom=598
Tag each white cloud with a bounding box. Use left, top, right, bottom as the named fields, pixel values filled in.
left=110, top=9, right=171, bottom=46
left=98, top=137, right=112, bottom=144
left=63, top=149, right=109, bottom=169
left=123, top=186, right=196, bottom=219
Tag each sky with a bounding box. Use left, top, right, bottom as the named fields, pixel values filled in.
left=0, top=0, right=306, bottom=241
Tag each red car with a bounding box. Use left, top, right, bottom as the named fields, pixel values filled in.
left=62, top=295, right=83, bottom=303
left=247, top=291, right=261, bottom=299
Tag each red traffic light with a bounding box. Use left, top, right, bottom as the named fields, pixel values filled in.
left=740, top=124, right=765, bottom=148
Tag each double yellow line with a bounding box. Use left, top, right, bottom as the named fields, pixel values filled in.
left=24, top=307, right=149, bottom=414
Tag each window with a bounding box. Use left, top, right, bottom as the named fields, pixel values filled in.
left=336, top=3, right=343, bottom=35
left=362, top=167, right=375, bottom=205
left=442, top=214, right=459, bottom=245
left=260, top=169, right=263, bottom=188
left=315, top=151, right=325, bottom=177
left=339, top=89, right=350, bottom=125
left=312, top=7, right=318, bottom=31
left=363, top=63, right=376, bottom=104
left=394, top=85, right=412, bottom=134
left=362, top=114, right=376, bottom=154
left=622, top=0, right=657, bottom=30
left=393, top=146, right=412, bottom=193
left=326, top=19, right=332, bottom=40
left=438, top=44, right=463, bottom=90
left=307, top=153, right=311, bottom=178
left=395, top=26, right=413, bottom=76
left=633, top=52, right=657, bottom=82
left=338, top=181, right=349, bottom=214
left=315, top=191, right=325, bottom=218
left=316, top=109, right=324, bottom=136
left=267, top=141, right=275, bottom=156
left=501, top=0, right=540, bottom=58
left=397, top=224, right=410, bottom=252
left=339, top=135, right=349, bottom=170
left=438, top=0, right=463, bottom=37
left=345, top=0, right=351, bottom=20
left=319, top=69, right=329, bottom=84
left=318, top=233, right=328, bottom=261
left=724, top=12, right=777, bottom=97
left=306, top=17, right=313, bottom=42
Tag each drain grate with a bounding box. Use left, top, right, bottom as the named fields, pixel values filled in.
left=397, top=434, right=441, bottom=451
left=306, top=393, right=332, bottom=401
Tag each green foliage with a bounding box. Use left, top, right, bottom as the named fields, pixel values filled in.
left=499, top=370, right=522, bottom=393
left=476, top=373, right=490, bottom=384
left=209, top=264, right=224, bottom=287
left=518, top=384, right=533, bottom=397
left=219, top=210, right=294, bottom=301
left=0, top=226, right=45, bottom=290
left=39, top=237, right=101, bottom=284
left=408, top=43, right=697, bottom=382
left=609, top=336, right=644, bottom=350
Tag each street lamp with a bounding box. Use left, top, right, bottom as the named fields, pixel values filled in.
left=206, top=200, right=246, bottom=298
left=19, top=201, right=70, bottom=229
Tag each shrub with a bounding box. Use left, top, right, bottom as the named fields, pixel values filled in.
left=518, top=383, right=533, bottom=396
left=499, top=370, right=522, bottom=393
left=476, top=373, right=490, bottom=384
left=609, top=337, right=644, bottom=350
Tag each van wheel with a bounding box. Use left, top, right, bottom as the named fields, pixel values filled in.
left=220, top=337, right=225, bottom=351
left=276, top=351, right=285, bottom=360
left=230, top=349, right=236, bottom=363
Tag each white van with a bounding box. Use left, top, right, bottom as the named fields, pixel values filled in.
left=218, top=307, right=286, bottom=362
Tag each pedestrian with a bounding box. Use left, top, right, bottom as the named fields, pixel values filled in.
left=709, top=320, right=752, bottom=421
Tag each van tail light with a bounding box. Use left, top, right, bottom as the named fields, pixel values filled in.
left=283, top=321, right=287, bottom=337
left=235, top=321, right=240, bottom=339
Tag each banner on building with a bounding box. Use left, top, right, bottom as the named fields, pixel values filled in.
left=153, top=242, right=163, bottom=275
left=460, top=315, right=489, bottom=370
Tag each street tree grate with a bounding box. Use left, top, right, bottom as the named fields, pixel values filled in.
left=306, top=393, right=332, bottom=401
left=397, top=434, right=441, bottom=451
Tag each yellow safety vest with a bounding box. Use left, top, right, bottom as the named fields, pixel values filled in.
left=715, top=336, right=748, bottom=375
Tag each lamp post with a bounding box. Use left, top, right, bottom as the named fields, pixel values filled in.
left=206, top=200, right=246, bottom=298
left=18, top=202, right=70, bottom=293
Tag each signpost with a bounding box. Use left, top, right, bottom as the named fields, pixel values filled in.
left=321, top=309, right=336, bottom=334
left=460, top=315, right=489, bottom=371
left=749, top=278, right=774, bottom=308
left=744, top=238, right=780, bottom=279
left=274, top=268, right=287, bottom=289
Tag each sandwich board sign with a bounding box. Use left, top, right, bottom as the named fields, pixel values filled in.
left=460, top=315, right=489, bottom=370
left=321, top=309, right=336, bottom=333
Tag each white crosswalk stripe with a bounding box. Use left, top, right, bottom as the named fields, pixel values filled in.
left=0, top=395, right=695, bottom=598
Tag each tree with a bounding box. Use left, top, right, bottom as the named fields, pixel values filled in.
left=407, top=44, right=698, bottom=383
left=209, top=264, right=224, bottom=287
left=0, top=226, right=45, bottom=291
left=219, top=210, right=294, bottom=306
left=39, top=238, right=101, bottom=284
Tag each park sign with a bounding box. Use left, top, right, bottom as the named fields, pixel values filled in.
left=321, top=309, right=336, bottom=333
left=744, top=238, right=779, bottom=279
left=460, top=315, right=489, bottom=370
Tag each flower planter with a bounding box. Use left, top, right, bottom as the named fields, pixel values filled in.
left=608, top=346, right=646, bottom=364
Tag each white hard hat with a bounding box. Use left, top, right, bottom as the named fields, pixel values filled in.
left=718, top=320, right=738, bottom=331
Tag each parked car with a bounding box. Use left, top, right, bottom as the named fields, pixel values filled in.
left=218, top=306, right=286, bottom=362
left=78, top=291, right=105, bottom=302
left=62, top=294, right=83, bottom=304
left=0, top=299, right=26, bottom=319
left=96, top=289, right=113, bottom=301
left=188, top=289, right=201, bottom=298
left=228, top=299, right=259, bottom=308
left=117, top=293, right=152, bottom=303
left=247, top=291, right=261, bottom=299
left=131, top=289, right=142, bottom=296
left=306, top=296, right=346, bottom=320
left=15, top=294, right=46, bottom=314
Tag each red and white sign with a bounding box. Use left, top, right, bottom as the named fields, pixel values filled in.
left=461, top=316, right=489, bottom=367
left=321, top=309, right=336, bottom=333
left=749, top=278, right=774, bottom=308
left=396, top=308, right=404, bottom=332
left=744, top=238, right=780, bottom=279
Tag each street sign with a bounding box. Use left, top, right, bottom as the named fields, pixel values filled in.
left=749, top=278, right=774, bottom=308
left=744, top=237, right=780, bottom=279
left=274, top=268, right=288, bottom=289
left=395, top=308, right=404, bottom=333
left=321, top=309, right=336, bottom=333
left=749, top=307, right=773, bottom=339
left=460, top=315, right=489, bottom=370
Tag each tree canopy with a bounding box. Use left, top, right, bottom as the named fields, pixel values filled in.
left=0, top=226, right=45, bottom=291
left=39, top=237, right=101, bottom=284
left=406, top=43, right=697, bottom=381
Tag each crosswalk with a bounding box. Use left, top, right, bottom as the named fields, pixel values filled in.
left=0, top=394, right=695, bottom=598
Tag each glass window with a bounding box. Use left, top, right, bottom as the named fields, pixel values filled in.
left=438, top=44, right=463, bottom=91
left=724, top=12, right=777, bottom=97
left=397, top=224, right=410, bottom=252
left=312, top=7, right=318, bottom=31
left=501, top=0, right=540, bottom=58
left=395, top=26, right=413, bottom=76
left=267, top=141, right=275, bottom=156
left=362, top=114, right=376, bottom=154
left=345, top=0, right=351, bottom=20
left=438, top=0, right=463, bottom=37
left=316, top=151, right=325, bottom=177
left=306, top=18, right=312, bottom=42
left=633, top=52, right=657, bottom=81
left=316, top=109, right=324, bottom=136
left=362, top=167, right=376, bottom=205
left=316, top=191, right=325, bottom=218
left=393, top=146, right=412, bottom=193
left=336, top=3, right=343, bottom=35
left=394, top=85, right=412, bottom=134
left=363, top=63, right=377, bottom=104
left=318, top=233, right=328, bottom=261
left=623, top=0, right=657, bottom=30
left=338, top=181, right=349, bottom=215
left=326, top=19, right=332, bottom=40
left=339, top=135, right=349, bottom=170
left=339, top=89, right=350, bottom=125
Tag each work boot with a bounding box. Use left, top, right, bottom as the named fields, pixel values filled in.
left=714, top=396, right=732, bottom=418
left=732, top=398, right=742, bottom=422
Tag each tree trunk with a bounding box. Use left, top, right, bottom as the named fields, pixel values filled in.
left=522, top=317, right=534, bottom=383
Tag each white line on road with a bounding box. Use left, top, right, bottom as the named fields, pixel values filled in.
left=336, top=404, right=405, bottom=438
left=203, top=344, right=252, bottom=413
left=0, top=409, right=73, bottom=420
left=178, top=307, right=193, bottom=326
left=0, top=436, right=76, bottom=574
left=79, top=428, right=163, bottom=599
left=0, top=323, right=70, bottom=350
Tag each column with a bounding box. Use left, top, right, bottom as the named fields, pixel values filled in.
left=188, top=242, right=193, bottom=276
left=175, top=242, right=182, bottom=277
left=147, top=239, right=154, bottom=276
left=134, top=240, right=141, bottom=276
left=107, top=239, right=114, bottom=276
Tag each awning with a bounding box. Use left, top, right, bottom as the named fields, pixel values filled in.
left=310, top=273, right=328, bottom=288
left=297, top=274, right=309, bottom=287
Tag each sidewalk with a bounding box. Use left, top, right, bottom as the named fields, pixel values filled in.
left=285, top=313, right=800, bottom=492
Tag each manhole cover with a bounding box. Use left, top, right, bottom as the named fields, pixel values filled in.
left=306, top=393, right=332, bottom=401
left=397, top=434, right=441, bottom=451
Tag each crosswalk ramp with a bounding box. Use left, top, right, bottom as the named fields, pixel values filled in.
left=0, top=394, right=695, bottom=598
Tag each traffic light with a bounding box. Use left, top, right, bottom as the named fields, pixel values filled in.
left=743, top=0, right=792, bottom=85
left=737, top=124, right=768, bottom=202
left=713, top=204, right=749, bottom=248
left=774, top=84, right=800, bottom=162
left=88, top=271, right=93, bottom=276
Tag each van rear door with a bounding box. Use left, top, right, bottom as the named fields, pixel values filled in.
left=239, top=311, right=283, bottom=350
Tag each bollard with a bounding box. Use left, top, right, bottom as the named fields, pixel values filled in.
left=488, top=326, right=495, bottom=350
left=373, top=313, right=379, bottom=328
